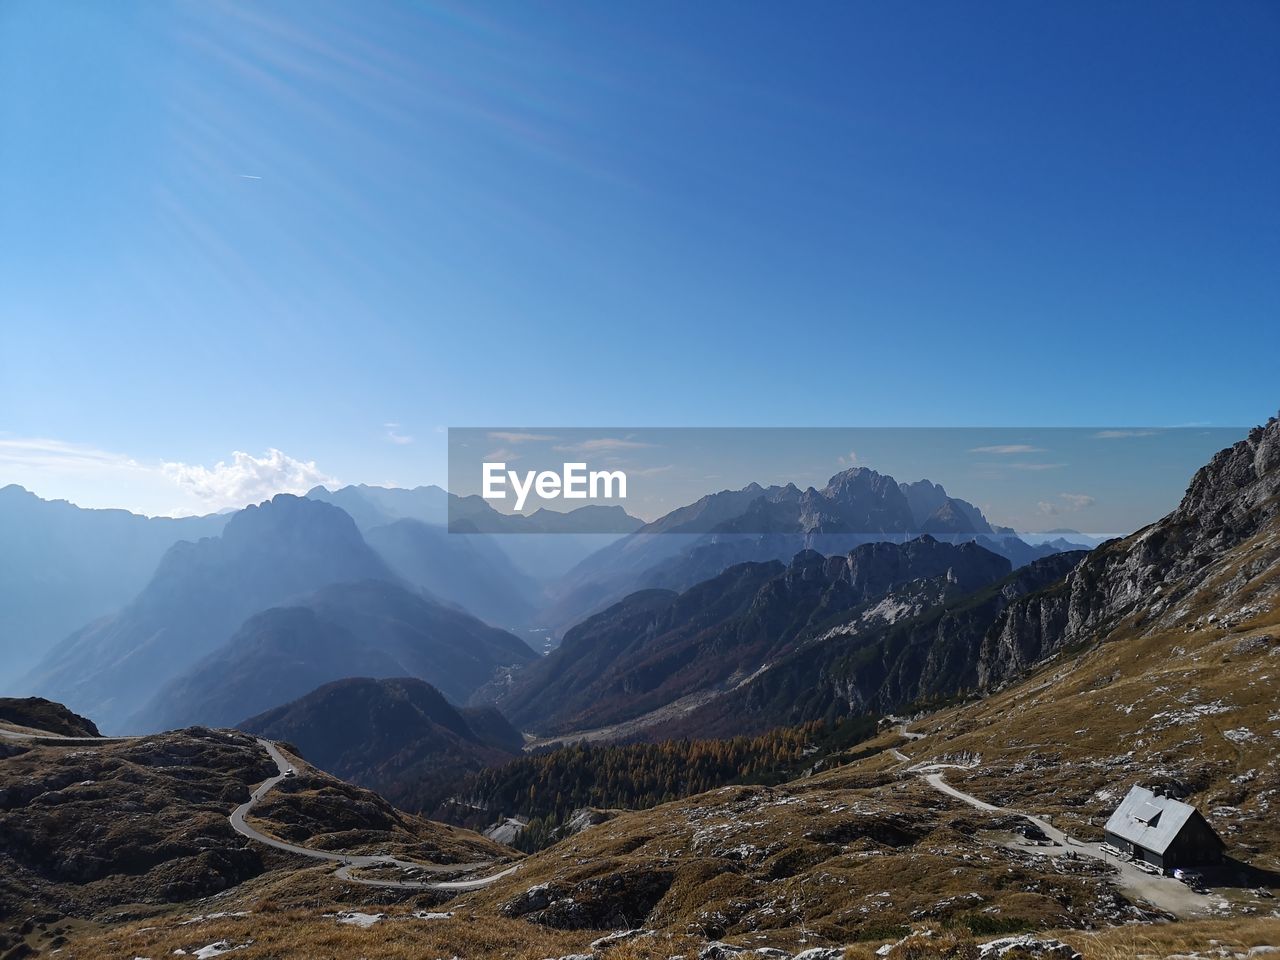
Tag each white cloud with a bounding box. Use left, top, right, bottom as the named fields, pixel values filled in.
left=1008, top=462, right=1065, bottom=471
left=837, top=450, right=859, bottom=466
left=1039, top=492, right=1096, bottom=517
left=0, top=437, right=146, bottom=475
left=162, top=449, right=336, bottom=511
left=553, top=437, right=654, bottom=453
left=487, top=431, right=555, bottom=444
left=1060, top=493, right=1096, bottom=509
left=1093, top=429, right=1157, bottom=439
left=969, top=444, right=1047, bottom=455
left=384, top=422, right=413, bottom=445
left=0, top=436, right=337, bottom=516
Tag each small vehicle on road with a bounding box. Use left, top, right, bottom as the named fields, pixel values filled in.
left=1017, top=820, right=1052, bottom=844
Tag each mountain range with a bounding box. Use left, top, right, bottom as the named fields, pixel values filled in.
left=11, top=464, right=1080, bottom=738
left=139, top=579, right=537, bottom=732
left=536, top=467, right=1081, bottom=644
left=497, top=535, right=1019, bottom=736
left=21, top=495, right=396, bottom=732
left=497, top=417, right=1279, bottom=744
left=0, top=485, right=226, bottom=688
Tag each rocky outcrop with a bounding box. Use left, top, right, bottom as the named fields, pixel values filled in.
left=979, top=417, right=1280, bottom=690
left=501, top=867, right=674, bottom=929
left=0, top=698, right=99, bottom=738
left=0, top=728, right=275, bottom=918
left=977, top=935, right=1083, bottom=959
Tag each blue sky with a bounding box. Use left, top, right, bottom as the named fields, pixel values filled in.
left=1, top=1, right=1276, bottom=515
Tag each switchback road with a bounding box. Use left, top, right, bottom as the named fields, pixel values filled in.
left=230, top=738, right=520, bottom=891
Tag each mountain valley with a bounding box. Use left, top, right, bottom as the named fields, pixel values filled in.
left=2, top=419, right=1279, bottom=959
left=498, top=536, right=1018, bottom=736
left=136, top=579, right=536, bottom=732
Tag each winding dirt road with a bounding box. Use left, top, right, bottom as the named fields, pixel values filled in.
left=3, top=722, right=518, bottom=893
left=231, top=738, right=519, bottom=891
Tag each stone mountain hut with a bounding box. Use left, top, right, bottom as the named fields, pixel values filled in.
left=1103, top=785, right=1224, bottom=872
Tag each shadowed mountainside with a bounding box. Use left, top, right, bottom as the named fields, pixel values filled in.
left=22, top=495, right=394, bottom=733
left=0, top=696, right=100, bottom=738
left=499, top=536, right=1013, bottom=736
left=138, top=580, right=537, bottom=733
left=239, top=676, right=522, bottom=806
left=539, top=469, right=1076, bottom=643
left=0, top=485, right=226, bottom=688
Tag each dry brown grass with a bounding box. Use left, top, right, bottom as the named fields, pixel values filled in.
left=835, top=917, right=1280, bottom=959
left=842, top=932, right=979, bottom=960
left=450, top=778, right=1136, bottom=949
left=1057, top=915, right=1280, bottom=958
left=59, top=907, right=707, bottom=960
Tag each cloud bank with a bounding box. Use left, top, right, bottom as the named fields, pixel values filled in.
left=162, top=449, right=336, bottom=511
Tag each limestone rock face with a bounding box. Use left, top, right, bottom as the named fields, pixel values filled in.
left=978, top=417, right=1280, bottom=690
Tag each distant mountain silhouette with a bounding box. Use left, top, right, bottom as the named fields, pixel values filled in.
left=305, top=483, right=449, bottom=529
left=539, top=469, right=1067, bottom=641
left=0, top=485, right=226, bottom=688
left=137, top=579, right=537, bottom=732
left=22, top=494, right=393, bottom=732
left=239, top=676, right=521, bottom=804
left=308, top=484, right=641, bottom=582
left=363, top=518, right=540, bottom=630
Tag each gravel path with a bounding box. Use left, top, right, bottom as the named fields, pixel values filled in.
left=230, top=738, right=519, bottom=891
left=896, top=725, right=1213, bottom=919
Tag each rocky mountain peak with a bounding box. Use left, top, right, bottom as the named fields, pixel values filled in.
left=821, top=466, right=897, bottom=498
left=1170, top=415, right=1280, bottom=539
left=221, top=493, right=364, bottom=548
left=979, top=417, right=1280, bottom=690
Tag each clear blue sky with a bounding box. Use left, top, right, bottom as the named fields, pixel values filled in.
left=1, top=1, right=1276, bottom=514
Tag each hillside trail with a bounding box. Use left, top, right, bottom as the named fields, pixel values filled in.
left=231, top=738, right=520, bottom=891
left=1, top=722, right=519, bottom=893
left=893, top=723, right=1214, bottom=919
